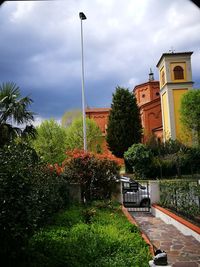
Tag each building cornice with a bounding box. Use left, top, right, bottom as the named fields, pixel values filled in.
left=156, top=51, right=193, bottom=67
left=133, top=81, right=160, bottom=92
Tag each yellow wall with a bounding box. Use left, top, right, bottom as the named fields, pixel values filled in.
left=170, top=62, right=187, bottom=82
left=173, top=89, right=188, bottom=140
left=160, top=66, right=165, bottom=88
left=162, top=92, right=170, bottom=139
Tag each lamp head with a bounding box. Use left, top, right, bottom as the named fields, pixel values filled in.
left=79, top=12, right=87, bottom=20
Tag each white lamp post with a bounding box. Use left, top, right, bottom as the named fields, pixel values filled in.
left=79, top=12, right=87, bottom=151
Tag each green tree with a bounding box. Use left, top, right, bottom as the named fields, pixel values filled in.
left=124, top=143, right=153, bottom=179
left=106, top=86, right=142, bottom=158
left=32, top=119, right=67, bottom=164
left=63, top=150, right=120, bottom=202
left=61, top=109, right=81, bottom=128
left=65, top=117, right=102, bottom=152
left=0, top=82, right=36, bottom=147
left=180, top=89, right=200, bottom=146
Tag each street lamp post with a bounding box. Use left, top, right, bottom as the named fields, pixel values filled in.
left=79, top=12, right=87, bottom=151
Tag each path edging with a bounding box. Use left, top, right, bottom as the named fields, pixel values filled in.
left=121, top=205, right=154, bottom=255
left=152, top=204, right=200, bottom=242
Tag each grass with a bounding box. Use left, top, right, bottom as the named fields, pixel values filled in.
left=25, top=201, right=151, bottom=267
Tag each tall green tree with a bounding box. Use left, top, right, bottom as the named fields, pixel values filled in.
left=65, top=117, right=102, bottom=152
left=106, top=86, right=142, bottom=158
left=32, top=119, right=67, bottom=164
left=0, top=82, right=36, bottom=147
left=180, top=89, right=200, bottom=146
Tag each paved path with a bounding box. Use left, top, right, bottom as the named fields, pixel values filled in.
left=130, top=212, right=200, bottom=267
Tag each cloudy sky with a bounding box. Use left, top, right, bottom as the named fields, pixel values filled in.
left=0, top=0, right=200, bottom=125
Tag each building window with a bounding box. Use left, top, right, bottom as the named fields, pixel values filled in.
left=173, top=66, right=184, bottom=80
left=142, top=94, right=145, bottom=98
left=156, top=92, right=159, bottom=96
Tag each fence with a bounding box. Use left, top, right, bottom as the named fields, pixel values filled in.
left=159, top=179, right=200, bottom=223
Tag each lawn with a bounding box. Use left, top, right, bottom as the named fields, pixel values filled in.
left=25, top=201, right=151, bottom=267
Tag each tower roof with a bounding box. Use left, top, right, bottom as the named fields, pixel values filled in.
left=156, top=51, right=193, bottom=67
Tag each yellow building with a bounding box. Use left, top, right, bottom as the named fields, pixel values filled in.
left=156, top=52, right=193, bottom=142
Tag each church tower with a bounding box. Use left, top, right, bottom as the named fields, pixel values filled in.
left=156, top=52, right=193, bottom=141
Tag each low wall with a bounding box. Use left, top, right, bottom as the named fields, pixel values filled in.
left=149, top=180, right=160, bottom=204
left=152, top=204, right=200, bottom=242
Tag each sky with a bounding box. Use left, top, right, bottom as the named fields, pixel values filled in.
left=0, top=0, right=200, bottom=125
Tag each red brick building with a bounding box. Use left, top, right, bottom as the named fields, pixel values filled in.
left=133, top=72, right=163, bottom=143
left=85, top=107, right=111, bottom=152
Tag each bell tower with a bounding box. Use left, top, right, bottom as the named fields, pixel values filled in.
left=156, top=51, right=193, bottom=141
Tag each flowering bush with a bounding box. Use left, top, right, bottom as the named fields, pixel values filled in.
left=62, top=149, right=121, bottom=202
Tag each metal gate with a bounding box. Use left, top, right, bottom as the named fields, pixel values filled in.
left=122, top=180, right=150, bottom=212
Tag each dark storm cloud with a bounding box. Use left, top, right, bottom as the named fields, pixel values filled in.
left=0, top=0, right=200, bottom=124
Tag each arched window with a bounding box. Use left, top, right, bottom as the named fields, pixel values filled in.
left=173, top=66, right=184, bottom=80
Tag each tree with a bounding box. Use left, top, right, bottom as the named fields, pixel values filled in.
left=0, top=82, right=36, bottom=147
left=61, top=109, right=81, bottom=128
left=32, top=119, right=67, bottom=164
left=180, top=89, right=200, bottom=146
left=124, top=143, right=153, bottom=179
left=65, top=117, right=102, bottom=152
left=106, top=86, right=142, bottom=158
left=63, top=150, right=120, bottom=202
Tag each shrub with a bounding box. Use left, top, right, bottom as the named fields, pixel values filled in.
left=146, top=139, right=200, bottom=179
left=62, top=150, right=120, bottom=202
left=124, top=143, right=153, bottom=179
left=160, top=180, right=200, bottom=223
left=0, top=143, right=69, bottom=265
left=26, top=203, right=151, bottom=267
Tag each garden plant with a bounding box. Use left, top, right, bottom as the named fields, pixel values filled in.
left=26, top=201, right=151, bottom=267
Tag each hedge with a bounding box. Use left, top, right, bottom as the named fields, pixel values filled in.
left=0, top=143, right=69, bottom=265
left=159, top=179, right=200, bottom=223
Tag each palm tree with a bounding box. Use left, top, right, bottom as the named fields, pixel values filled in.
left=0, top=82, right=36, bottom=147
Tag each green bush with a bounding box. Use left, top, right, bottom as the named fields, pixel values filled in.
left=63, top=150, right=120, bottom=202
left=0, top=143, right=69, bottom=265
left=26, top=203, right=151, bottom=267
left=160, top=180, right=200, bottom=222
left=124, top=143, right=153, bottom=179
left=124, top=139, right=200, bottom=179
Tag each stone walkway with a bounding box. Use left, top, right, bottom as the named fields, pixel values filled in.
left=130, top=212, right=200, bottom=267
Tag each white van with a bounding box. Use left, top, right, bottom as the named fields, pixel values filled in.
left=120, top=176, right=150, bottom=207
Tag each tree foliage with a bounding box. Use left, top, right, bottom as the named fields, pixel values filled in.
left=0, top=82, right=36, bottom=147
left=63, top=150, right=120, bottom=202
left=0, top=143, right=69, bottom=265
left=180, top=89, right=200, bottom=145
left=124, top=143, right=153, bottom=179
left=106, top=86, right=142, bottom=158
left=61, top=109, right=81, bottom=128
left=32, top=119, right=67, bottom=164
left=65, top=117, right=102, bottom=152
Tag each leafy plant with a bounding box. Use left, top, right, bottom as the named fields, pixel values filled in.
left=180, top=89, right=200, bottom=146
left=62, top=149, right=120, bottom=202
left=0, top=143, right=69, bottom=265
left=160, top=180, right=200, bottom=223
left=32, top=119, right=67, bottom=164
left=26, top=203, right=151, bottom=267
left=124, top=143, right=153, bottom=179
left=106, top=86, right=142, bottom=158
left=65, top=117, right=102, bottom=153
left=0, top=82, right=36, bottom=147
